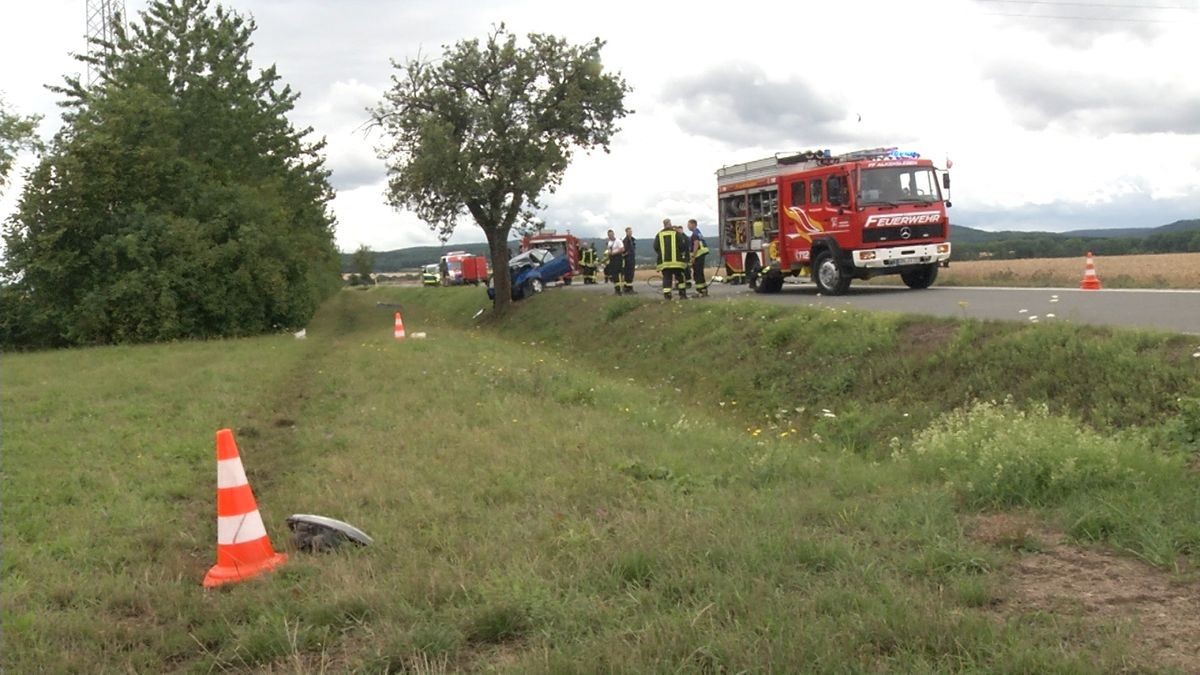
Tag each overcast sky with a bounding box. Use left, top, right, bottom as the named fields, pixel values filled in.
left=2, top=0, right=1199, bottom=252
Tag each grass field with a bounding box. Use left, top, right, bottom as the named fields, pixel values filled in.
left=5, top=287, right=1200, bottom=672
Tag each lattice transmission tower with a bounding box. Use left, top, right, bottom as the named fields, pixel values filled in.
left=85, top=0, right=127, bottom=87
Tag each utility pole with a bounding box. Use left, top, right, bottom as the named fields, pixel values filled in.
left=85, top=0, right=126, bottom=87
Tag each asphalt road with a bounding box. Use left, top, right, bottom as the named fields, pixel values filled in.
left=568, top=279, right=1200, bottom=335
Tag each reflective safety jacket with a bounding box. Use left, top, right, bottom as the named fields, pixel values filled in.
left=581, top=248, right=595, bottom=266
left=654, top=228, right=686, bottom=270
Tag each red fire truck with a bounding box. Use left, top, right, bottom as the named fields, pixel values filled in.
left=439, top=251, right=489, bottom=285
left=717, top=147, right=952, bottom=295
left=520, top=230, right=581, bottom=284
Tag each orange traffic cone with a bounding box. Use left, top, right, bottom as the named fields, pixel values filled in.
left=203, top=429, right=287, bottom=588
left=394, top=311, right=406, bottom=339
left=1080, top=251, right=1102, bottom=290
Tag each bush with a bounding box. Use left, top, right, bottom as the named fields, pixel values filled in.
left=893, top=400, right=1180, bottom=508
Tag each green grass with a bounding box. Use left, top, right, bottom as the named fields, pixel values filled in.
left=3, top=286, right=1199, bottom=672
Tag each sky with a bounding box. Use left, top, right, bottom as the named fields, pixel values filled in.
left=2, top=0, right=1199, bottom=253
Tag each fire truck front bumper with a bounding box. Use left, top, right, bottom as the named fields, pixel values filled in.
left=852, top=243, right=951, bottom=269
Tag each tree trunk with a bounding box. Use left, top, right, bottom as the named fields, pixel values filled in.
left=485, top=227, right=513, bottom=312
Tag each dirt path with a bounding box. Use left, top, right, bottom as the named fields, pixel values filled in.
left=972, top=513, right=1200, bottom=672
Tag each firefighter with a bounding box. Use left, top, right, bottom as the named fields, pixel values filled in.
left=687, top=219, right=710, bottom=297
left=605, top=229, right=625, bottom=295
left=673, top=225, right=691, bottom=294
left=621, top=226, right=638, bottom=294
left=580, top=244, right=597, bottom=284
left=654, top=218, right=687, bottom=300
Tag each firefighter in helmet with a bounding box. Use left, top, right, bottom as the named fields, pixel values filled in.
left=654, top=218, right=688, bottom=300
left=580, top=244, right=597, bottom=284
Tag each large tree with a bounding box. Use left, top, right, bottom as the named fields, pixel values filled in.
left=371, top=26, right=630, bottom=310
left=0, top=96, right=41, bottom=192
left=1, top=0, right=339, bottom=347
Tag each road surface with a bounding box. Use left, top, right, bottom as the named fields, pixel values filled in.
left=568, top=280, right=1200, bottom=335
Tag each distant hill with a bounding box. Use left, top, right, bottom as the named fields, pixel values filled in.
left=950, top=219, right=1200, bottom=260
left=347, top=220, right=1200, bottom=270
left=1062, top=219, right=1200, bottom=239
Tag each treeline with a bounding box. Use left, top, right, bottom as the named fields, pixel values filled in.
left=953, top=224, right=1200, bottom=261
left=343, top=238, right=664, bottom=272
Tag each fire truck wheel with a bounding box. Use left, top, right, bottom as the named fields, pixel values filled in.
left=814, top=251, right=851, bottom=295
left=746, top=256, right=762, bottom=290
left=754, top=273, right=783, bottom=294
left=900, top=264, right=939, bottom=290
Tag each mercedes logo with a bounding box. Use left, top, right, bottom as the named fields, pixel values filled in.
left=900, top=227, right=912, bottom=240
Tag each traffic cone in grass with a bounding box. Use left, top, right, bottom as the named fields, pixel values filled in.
left=202, top=429, right=287, bottom=588
left=394, top=311, right=406, bottom=339
left=1080, top=251, right=1102, bottom=290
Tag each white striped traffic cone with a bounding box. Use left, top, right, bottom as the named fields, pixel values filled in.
left=394, top=311, right=406, bottom=339
left=1079, top=251, right=1102, bottom=290
left=202, top=429, right=287, bottom=588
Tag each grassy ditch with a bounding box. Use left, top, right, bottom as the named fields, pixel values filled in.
left=3, top=287, right=1199, bottom=672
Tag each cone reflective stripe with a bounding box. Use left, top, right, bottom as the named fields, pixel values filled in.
left=203, top=429, right=286, bottom=588
left=1080, top=251, right=1102, bottom=290
left=394, top=312, right=406, bottom=339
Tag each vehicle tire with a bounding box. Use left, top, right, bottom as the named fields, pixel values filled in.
left=529, top=278, right=544, bottom=294
left=563, top=277, right=572, bottom=286
left=746, top=254, right=761, bottom=291
left=756, top=273, right=784, bottom=294
left=901, top=264, right=939, bottom=290
left=813, top=251, right=851, bottom=295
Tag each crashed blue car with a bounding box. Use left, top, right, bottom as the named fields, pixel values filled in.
left=487, top=248, right=573, bottom=301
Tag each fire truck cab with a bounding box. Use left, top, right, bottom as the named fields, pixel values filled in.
left=717, top=147, right=952, bottom=295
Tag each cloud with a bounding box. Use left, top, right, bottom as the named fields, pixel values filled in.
left=327, top=152, right=384, bottom=192
left=660, top=63, right=860, bottom=148
left=986, top=61, right=1200, bottom=135
left=954, top=189, right=1200, bottom=232
left=533, top=188, right=714, bottom=240
left=969, top=0, right=1173, bottom=47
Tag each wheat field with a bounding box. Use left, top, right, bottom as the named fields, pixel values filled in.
left=934, top=252, right=1200, bottom=289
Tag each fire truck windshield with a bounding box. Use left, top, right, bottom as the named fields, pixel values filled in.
left=857, top=167, right=942, bottom=206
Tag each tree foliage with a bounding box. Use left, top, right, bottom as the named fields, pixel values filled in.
left=0, top=96, right=42, bottom=192
left=1, top=0, right=339, bottom=348
left=349, top=244, right=375, bottom=285
left=371, top=25, right=630, bottom=309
